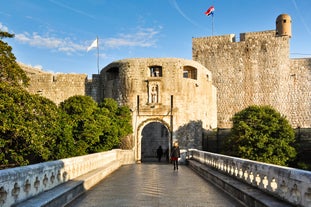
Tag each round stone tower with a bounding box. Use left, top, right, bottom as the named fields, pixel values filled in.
left=98, top=58, right=217, bottom=162
left=276, top=14, right=292, bottom=37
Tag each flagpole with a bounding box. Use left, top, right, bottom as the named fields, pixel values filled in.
left=204, top=6, right=215, bottom=36
left=97, top=36, right=99, bottom=74
left=212, top=14, right=214, bottom=36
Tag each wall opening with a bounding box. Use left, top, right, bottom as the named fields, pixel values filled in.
left=149, top=66, right=162, bottom=77
left=183, top=66, right=197, bottom=80
left=106, top=67, right=119, bottom=80
left=141, top=122, right=169, bottom=162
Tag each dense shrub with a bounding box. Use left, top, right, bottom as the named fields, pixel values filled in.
left=0, top=31, right=133, bottom=167
left=0, top=82, right=60, bottom=167
left=0, top=31, right=29, bottom=86
left=224, top=105, right=297, bottom=166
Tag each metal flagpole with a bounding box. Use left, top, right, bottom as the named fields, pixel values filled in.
left=212, top=14, right=214, bottom=35
left=205, top=5, right=215, bottom=36
left=97, top=36, right=99, bottom=74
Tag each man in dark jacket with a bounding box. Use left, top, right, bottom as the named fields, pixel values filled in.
left=156, top=145, right=163, bottom=162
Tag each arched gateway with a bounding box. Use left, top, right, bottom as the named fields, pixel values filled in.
left=90, top=58, right=217, bottom=163
left=138, top=119, right=170, bottom=162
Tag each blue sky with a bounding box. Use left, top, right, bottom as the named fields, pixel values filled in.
left=1, top=0, right=311, bottom=78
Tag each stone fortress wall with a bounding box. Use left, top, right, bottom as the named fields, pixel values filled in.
left=22, top=14, right=310, bottom=130
left=21, top=63, right=88, bottom=105
left=89, top=58, right=217, bottom=160
left=20, top=14, right=311, bottom=158
left=192, top=29, right=310, bottom=129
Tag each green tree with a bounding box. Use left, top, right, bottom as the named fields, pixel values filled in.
left=59, top=95, right=104, bottom=155
left=50, top=110, right=75, bottom=160
left=115, top=105, right=133, bottom=149
left=0, top=31, right=60, bottom=168
left=224, top=105, right=297, bottom=166
left=0, top=31, right=29, bottom=86
left=0, top=82, right=60, bottom=167
left=93, top=98, right=133, bottom=151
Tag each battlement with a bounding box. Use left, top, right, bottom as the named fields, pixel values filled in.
left=19, top=63, right=88, bottom=105
left=192, top=25, right=309, bottom=128
left=19, top=15, right=310, bottom=129
left=193, top=30, right=277, bottom=44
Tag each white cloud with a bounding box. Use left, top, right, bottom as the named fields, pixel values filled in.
left=12, top=25, right=161, bottom=54
left=33, top=65, right=43, bottom=70
left=104, top=27, right=161, bottom=48
left=15, top=32, right=85, bottom=54
left=0, top=22, right=9, bottom=32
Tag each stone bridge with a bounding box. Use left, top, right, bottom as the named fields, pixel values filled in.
left=1, top=149, right=310, bottom=207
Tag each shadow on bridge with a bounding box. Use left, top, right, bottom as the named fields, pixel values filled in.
left=66, top=162, right=243, bottom=207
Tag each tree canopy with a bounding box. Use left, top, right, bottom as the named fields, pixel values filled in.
left=58, top=95, right=104, bottom=156
left=55, top=96, right=133, bottom=157
left=0, top=32, right=133, bottom=168
left=0, top=82, right=60, bottom=166
left=224, top=105, right=297, bottom=166
left=0, top=31, right=29, bottom=86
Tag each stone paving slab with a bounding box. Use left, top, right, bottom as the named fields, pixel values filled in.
left=66, top=163, right=244, bottom=207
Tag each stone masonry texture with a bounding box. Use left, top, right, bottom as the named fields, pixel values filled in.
left=20, top=15, right=311, bottom=159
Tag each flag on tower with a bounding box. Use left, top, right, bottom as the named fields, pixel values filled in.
left=87, top=38, right=98, bottom=52
left=205, top=6, right=215, bottom=16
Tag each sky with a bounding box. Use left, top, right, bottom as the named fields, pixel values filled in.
left=1, top=0, right=311, bottom=78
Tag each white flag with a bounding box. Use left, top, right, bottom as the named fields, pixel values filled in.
left=87, top=38, right=98, bottom=52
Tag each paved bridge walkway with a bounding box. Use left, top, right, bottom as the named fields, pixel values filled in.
left=66, top=162, right=244, bottom=207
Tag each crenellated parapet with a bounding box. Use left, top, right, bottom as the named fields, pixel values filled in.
left=192, top=28, right=310, bottom=128
left=19, top=63, right=87, bottom=105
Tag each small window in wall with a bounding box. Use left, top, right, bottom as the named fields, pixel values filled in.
left=149, top=66, right=162, bottom=77
left=183, top=66, right=197, bottom=80
left=106, top=67, right=119, bottom=80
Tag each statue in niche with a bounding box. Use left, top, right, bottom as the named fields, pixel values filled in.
left=150, top=85, right=158, bottom=103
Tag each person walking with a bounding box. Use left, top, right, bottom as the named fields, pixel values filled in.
left=171, top=142, right=180, bottom=170
left=156, top=145, right=163, bottom=162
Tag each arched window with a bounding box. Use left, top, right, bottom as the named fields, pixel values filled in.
left=149, top=66, right=162, bottom=77
left=106, top=67, right=119, bottom=80
left=183, top=66, right=197, bottom=80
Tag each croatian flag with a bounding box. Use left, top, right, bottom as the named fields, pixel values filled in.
left=205, top=6, right=215, bottom=16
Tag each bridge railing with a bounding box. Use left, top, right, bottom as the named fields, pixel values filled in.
left=187, top=149, right=311, bottom=207
left=0, top=149, right=134, bottom=207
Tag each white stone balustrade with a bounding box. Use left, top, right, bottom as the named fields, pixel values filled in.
left=187, top=149, right=311, bottom=207
left=0, top=149, right=134, bottom=207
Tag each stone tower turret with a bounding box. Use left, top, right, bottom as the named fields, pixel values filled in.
left=276, top=14, right=292, bottom=37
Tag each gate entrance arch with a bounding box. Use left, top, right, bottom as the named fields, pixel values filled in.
left=141, top=122, right=169, bottom=162
left=136, top=119, right=171, bottom=162
left=98, top=58, right=218, bottom=163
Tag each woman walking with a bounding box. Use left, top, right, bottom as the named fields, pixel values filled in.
left=171, top=142, right=180, bottom=170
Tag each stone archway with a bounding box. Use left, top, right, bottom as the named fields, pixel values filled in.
left=140, top=122, right=170, bottom=162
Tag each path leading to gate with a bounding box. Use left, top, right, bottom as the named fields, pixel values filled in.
left=66, top=162, right=244, bottom=207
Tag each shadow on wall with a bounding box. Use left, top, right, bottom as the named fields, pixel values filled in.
left=295, top=127, right=311, bottom=165
left=174, top=120, right=203, bottom=150
left=202, top=128, right=231, bottom=153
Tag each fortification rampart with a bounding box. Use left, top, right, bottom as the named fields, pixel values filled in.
left=93, top=58, right=217, bottom=160
left=192, top=30, right=310, bottom=128
left=289, top=58, right=311, bottom=127
left=18, top=15, right=311, bottom=158
left=20, top=63, right=87, bottom=105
